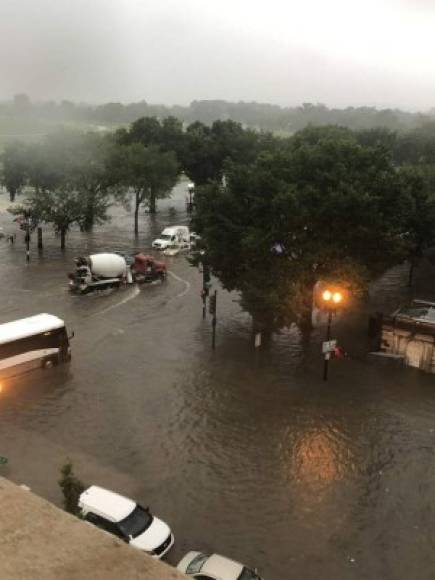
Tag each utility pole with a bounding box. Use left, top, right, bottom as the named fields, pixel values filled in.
left=209, top=290, right=217, bottom=349
left=320, top=288, right=344, bottom=382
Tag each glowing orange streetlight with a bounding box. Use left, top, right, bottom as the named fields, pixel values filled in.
left=322, top=290, right=332, bottom=301
left=332, top=291, right=343, bottom=304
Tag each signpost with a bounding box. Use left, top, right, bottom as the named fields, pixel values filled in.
left=322, top=339, right=337, bottom=354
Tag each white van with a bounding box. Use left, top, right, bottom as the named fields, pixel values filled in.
left=79, top=486, right=174, bottom=559
left=152, top=226, right=190, bottom=250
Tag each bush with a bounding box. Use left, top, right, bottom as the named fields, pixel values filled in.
left=58, top=460, right=85, bottom=516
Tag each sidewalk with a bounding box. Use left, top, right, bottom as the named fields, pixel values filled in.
left=0, top=477, right=186, bottom=580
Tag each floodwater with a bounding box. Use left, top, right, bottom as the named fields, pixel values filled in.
left=0, top=183, right=435, bottom=580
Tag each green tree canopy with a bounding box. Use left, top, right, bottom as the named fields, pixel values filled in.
left=1, top=141, right=29, bottom=202
left=194, top=126, right=417, bottom=330
left=9, top=131, right=114, bottom=248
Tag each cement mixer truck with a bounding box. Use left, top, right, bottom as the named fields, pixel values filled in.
left=68, top=252, right=167, bottom=294
left=68, top=253, right=132, bottom=294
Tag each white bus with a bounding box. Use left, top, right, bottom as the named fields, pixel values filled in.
left=0, top=314, right=72, bottom=378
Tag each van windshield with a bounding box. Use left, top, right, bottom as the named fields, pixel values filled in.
left=160, top=234, right=173, bottom=240
left=118, top=505, right=153, bottom=538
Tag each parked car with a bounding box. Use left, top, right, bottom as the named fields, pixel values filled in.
left=177, top=552, right=263, bottom=580
left=79, top=486, right=174, bottom=559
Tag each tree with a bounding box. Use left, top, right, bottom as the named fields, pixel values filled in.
left=64, top=132, right=116, bottom=231
left=194, top=126, right=414, bottom=331
left=398, top=165, right=435, bottom=285
left=13, top=187, right=86, bottom=249
left=111, top=143, right=179, bottom=234
left=10, top=132, right=113, bottom=248
left=182, top=120, right=262, bottom=186
left=58, top=461, right=85, bottom=516
left=1, top=142, right=28, bottom=202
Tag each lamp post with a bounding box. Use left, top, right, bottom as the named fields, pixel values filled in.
left=187, top=183, right=195, bottom=213
left=200, top=250, right=210, bottom=319
left=321, top=289, right=343, bottom=381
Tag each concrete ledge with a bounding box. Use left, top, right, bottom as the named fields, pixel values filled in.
left=368, top=351, right=405, bottom=367
left=0, top=477, right=186, bottom=580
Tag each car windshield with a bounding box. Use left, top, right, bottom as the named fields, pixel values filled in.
left=118, top=505, right=153, bottom=539
left=238, top=567, right=263, bottom=580
left=160, top=234, right=172, bottom=240
left=186, top=553, right=209, bottom=574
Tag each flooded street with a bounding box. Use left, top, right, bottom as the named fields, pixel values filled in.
left=0, top=184, right=435, bottom=580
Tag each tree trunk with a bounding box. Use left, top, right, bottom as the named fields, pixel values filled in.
left=60, top=228, right=66, bottom=250
left=297, top=278, right=317, bottom=334
left=149, top=190, right=156, bottom=214
left=83, top=200, right=95, bottom=232
left=9, top=189, right=16, bottom=203
left=134, top=192, right=140, bottom=236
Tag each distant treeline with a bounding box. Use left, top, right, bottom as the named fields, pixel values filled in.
left=1, top=93, right=434, bottom=133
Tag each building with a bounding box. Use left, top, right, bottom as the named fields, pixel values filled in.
left=379, top=300, right=435, bottom=373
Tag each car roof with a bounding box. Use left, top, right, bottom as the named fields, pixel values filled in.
left=202, top=554, right=244, bottom=578
left=79, top=486, right=136, bottom=523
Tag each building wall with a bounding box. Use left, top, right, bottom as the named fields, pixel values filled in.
left=0, top=477, right=187, bottom=580
left=381, top=325, right=435, bottom=373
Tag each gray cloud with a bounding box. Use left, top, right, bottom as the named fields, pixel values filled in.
left=0, top=0, right=434, bottom=109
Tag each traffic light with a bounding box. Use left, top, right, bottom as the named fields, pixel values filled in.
left=209, top=293, right=216, bottom=315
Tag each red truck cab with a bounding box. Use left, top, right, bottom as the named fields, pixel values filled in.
left=132, top=254, right=166, bottom=282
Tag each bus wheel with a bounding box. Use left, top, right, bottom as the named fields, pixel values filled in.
left=42, top=357, right=58, bottom=369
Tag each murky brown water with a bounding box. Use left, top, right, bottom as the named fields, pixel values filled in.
left=0, top=184, right=435, bottom=579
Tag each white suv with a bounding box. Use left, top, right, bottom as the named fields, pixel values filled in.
left=79, top=485, right=174, bottom=559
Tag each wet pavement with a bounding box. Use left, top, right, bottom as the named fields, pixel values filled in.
left=0, top=183, right=435, bottom=580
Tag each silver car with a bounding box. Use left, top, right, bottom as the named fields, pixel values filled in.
left=177, top=552, right=263, bottom=580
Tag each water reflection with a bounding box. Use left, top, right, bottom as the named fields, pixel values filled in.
left=292, top=428, right=343, bottom=491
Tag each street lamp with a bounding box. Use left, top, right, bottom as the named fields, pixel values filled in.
left=187, top=182, right=195, bottom=213
left=199, top=250, right=211, bottom=319
left=321, top=288, right=344, bottom=381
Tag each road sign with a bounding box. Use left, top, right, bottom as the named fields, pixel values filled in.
left=0, top=456, right=8, bottom=465
left=322, top=339, right=337, bottom=354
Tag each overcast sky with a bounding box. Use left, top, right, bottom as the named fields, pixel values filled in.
left=1, top=0, right=435, bottom=110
